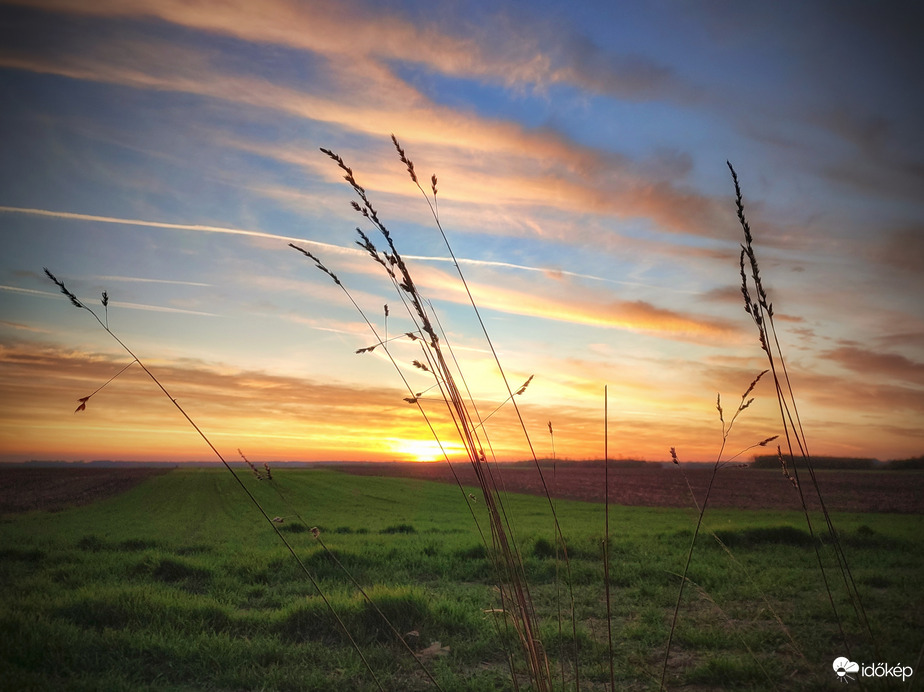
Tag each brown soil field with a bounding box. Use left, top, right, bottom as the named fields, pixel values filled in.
left=0, top=467, right=172, bottom=515
left=2, top=463, right=921, bottom=515
left=334, top=462, right=924, bottom=514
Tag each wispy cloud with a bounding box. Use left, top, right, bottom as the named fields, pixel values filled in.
left=876, top=227, right=924, bottom=275
left=412, top=263, right=743, bottom=342
left=0, top=320, right=53, bottom=334
left=0, top=19, right=737, bottom=243
left=0, top=284, right=217, bottom=317
left=825, top=345, right=924, bottom=386
left=0, top=285, right=54, bottom=298
left=96, top=275, right=212, bottom=287
left=2, top=206, right=716, bottom=331
left=7, top=0, right=702, bottom=102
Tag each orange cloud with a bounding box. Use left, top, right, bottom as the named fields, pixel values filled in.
left=0, top=342, right=571, bottom=462
left=7, top=0, right=697, bottom=101
left=0, top=12, right=734, bottom=243
left=4, top=337, right=918, bottom=464
left=407, top=263, right=744, bottom=343
left=825, top=345, right=924, bottom=385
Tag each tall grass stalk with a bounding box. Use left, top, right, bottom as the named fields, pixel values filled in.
left=660, top=370, right=770, bottom=689
left=43, top=269, right=400, bottom=692
left=392, top=134, right=582, bottom=689
left=603, top=387, right=616, bottom=692
left=728, top=162, right=877, bottom=659
left=296, top=140, right=578, bottom=690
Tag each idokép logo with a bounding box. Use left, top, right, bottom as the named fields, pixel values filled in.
left=832, top=657, right=859, bottom=683
left=833, top=657, right=913, bottom=684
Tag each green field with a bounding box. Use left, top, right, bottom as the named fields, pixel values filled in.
left=1, top=467, right=921, bottom=691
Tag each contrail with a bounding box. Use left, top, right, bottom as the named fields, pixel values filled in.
left=0, top=204, right=657, bottom=289
left=96, top=275, right=212, bottom=287
left=404, top=253, right=647, bottom=288
left=0, top=205, right=351, bottom=255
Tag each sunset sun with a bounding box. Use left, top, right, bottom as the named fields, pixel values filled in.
left=389, top=438, right=464, bottom=463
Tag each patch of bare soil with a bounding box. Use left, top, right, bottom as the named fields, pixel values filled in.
left=0, top=467, right=173, bottom=515
left=333, top=462, right=924, bottom=513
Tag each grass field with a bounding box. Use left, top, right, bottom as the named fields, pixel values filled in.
left=1, top=467, right=921, bottom=691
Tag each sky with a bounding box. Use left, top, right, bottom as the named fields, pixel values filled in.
left=1, top=0, right=922, bottom=464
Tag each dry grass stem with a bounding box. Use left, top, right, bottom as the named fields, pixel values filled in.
left=297, top=140, right=570, bottom=690
left=728, top=162, right=877, bottom=661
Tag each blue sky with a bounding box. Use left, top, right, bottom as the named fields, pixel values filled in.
left=1, top=0, right=922, bottom=463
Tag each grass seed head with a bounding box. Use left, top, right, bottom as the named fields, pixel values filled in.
left=515, top=375, right=534, bottom=396
left=44, top=268, right=83, bottom=309
left=391, top=134, right=418, bottom=184
left=290, top=243, right=342, bottom=286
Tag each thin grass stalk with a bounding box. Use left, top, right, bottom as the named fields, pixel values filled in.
left=427, top=307, right=540, bottom=597
left=660, top=451, right=722, bottom=690
left=765, top=320, right=877, bottom=651
left=73, top=359, right=137, bottom=412
left=288, top=243, right=489, bottom=547
left=424, top=351, right=545, bottom=672
left=670, top=435, right=807, bottom=667
left=44, top=269, right=385, bottom=692
left=707, top=532, right=805, bottom=663
left=297, top=150, right=552, bottom=688
left=727, top=162, right=876, bottom=658
left=312, top=531, right=444, bottom=689
left=603, top=386, right=616, bottom=692
left=660, top=370, right=767, bottom=690
left=674, top=456, right=806, bottom=664
left=402, top=309, right=538, bottom=671
left=392, top=135, right=578, bottom=690
left=410, top=232, right=546, bottom=686
left=544, top=417, right=564, bottom=690
left=372, top=143, right=551, bottom=686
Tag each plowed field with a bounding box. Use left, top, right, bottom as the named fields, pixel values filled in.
left=334, top=462, right=924, bottom=513
left=0, top=467, right=172, bottom=515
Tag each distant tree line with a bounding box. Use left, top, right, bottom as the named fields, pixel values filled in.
left=751, top=454, right=924, bottom=470
left=883, top=455, right=924, bottom=470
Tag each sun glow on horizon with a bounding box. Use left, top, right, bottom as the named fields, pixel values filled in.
left=387, top=438, right=465, bottom=463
